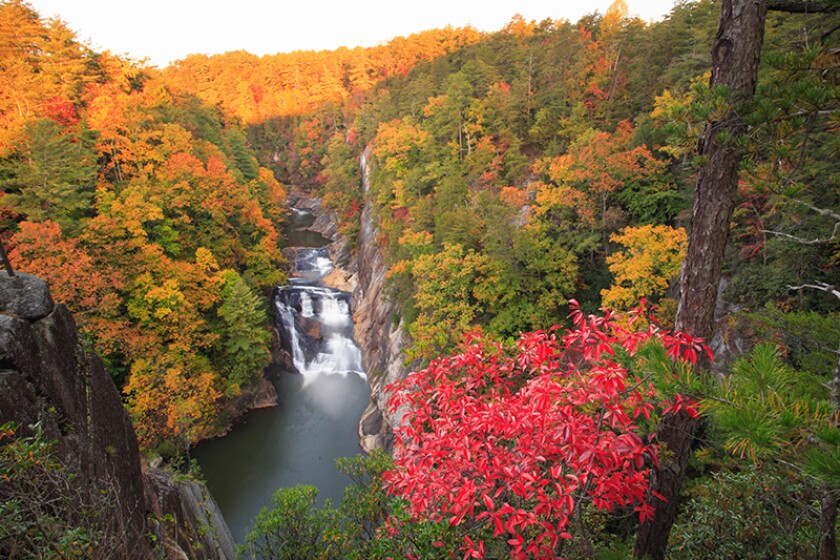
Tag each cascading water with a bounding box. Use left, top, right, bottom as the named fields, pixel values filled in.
left=273, top=255, right=366, bottom=381
left=192, top=207, right=370, bottom=544
left=291, top=246, right=334, bottom=283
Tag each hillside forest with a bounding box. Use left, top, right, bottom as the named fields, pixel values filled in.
left=1, top=0, right=839, bottom=558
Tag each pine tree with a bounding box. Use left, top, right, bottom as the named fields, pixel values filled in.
left=216, top=270, right=271, bottom=390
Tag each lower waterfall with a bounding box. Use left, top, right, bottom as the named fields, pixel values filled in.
left=193, top=228, right=370, bottom=543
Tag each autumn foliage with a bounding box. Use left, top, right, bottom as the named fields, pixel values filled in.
left=386, top=303, right=706, bottom=559
left=0, top=0, right=285, bottom=450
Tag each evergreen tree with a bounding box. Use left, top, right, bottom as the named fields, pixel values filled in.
left=1, top=119, right=97, bottom=232
left=216, top=270, right=271, bottom=389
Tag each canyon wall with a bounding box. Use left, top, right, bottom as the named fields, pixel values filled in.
left=309, top=149, right=416, bottom=453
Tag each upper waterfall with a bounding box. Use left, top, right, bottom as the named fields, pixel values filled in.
left=273, top=247, right=366, bottom=382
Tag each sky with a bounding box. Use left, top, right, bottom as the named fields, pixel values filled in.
left=27, top=0, right=680, bottom=68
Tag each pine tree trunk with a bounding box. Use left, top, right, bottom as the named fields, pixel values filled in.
left=821, top=348, right=840, bottom=560
left=633, top=409, right=698, bottom=559
left=819, top=487, right=838, bottom=560
left=633, top=1, right=768, bottom=558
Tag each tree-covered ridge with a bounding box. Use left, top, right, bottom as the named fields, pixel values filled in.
left=342, top=0, right=836, bottom=361
left=155, top=0, right=839, bottom=557
left=0, top=0, right=286, bottom=450
left=2, top=0, right=839, bottom=556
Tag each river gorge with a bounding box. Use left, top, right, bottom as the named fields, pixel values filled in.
left=193, top=209, right=371, bottom=543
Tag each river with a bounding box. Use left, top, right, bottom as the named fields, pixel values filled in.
left=192, top=209, right=370, bottom=544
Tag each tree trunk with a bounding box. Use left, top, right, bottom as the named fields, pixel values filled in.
left=633, top=410, right=698, bottom=559
left=819, top=487, right=838, bottom=560
left=820, top=347, right=840, bottom=560
left=633, top=1, right=768, bottom=558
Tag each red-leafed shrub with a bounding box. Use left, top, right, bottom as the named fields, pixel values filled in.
left=385, top=302, right=707, bottom=559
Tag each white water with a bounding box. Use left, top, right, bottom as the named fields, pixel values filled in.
left=300, top=292, right=315, bottom=318
left=275, top=302, right=307, bottom=373
left=293, top=246, right=334, bottom=282
left=319, top=295, right=351, bottom=327
left=275, top=248, right=366, bottom=384
left=194, top=213, right=370, bottom=545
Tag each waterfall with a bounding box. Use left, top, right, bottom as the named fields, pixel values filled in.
left=292, top=246, right=333, bottom=282
left=274, top=296, right=307, bottom=373
left=274, top=248, right=367, bottom=382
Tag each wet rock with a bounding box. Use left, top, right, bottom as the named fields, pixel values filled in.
left=322, top=267, right=357, bottom=293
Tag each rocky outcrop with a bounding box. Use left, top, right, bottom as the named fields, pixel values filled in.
left=0, top=272, right=54, bottom=319
left=145, top=468, right=236, bottom=560
left=310, top=149, right=416, bottom=453
left=0, top=272, right=233, bottom=559
left=0, top=273, right=149, bottom=557
left=248, top=377, right=280, bottom=409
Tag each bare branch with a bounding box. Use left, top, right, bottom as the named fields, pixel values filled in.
left=763, top=220, right=840, bottom=245
left=788, top=282, right=840, bottom=301
left=799, top=202, right=840, bottom=223
left=768, top=1, right=840, bottom=14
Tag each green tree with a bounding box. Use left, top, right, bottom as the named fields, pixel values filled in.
left=699, top=343, right=840, bottom=557
left=243, top=485, right=338, bottom=560
left=1, top=119, right=97, bottom=231
left=216, top=269, right=271, bottom=390
left=404, top=242, right=501, bottom=361
left=669, top=467, right=819, bottom=559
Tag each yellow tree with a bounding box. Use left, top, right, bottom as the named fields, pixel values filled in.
left=601, top=224, right=687, bottom=317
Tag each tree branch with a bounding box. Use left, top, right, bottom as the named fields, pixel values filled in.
left=788, top=282, right=840, bottom=301
left=763, top=220, right=840, bottom=245
left=799, top=201, right=840, bottom=223
left=767, top=1, right=840, bottom=14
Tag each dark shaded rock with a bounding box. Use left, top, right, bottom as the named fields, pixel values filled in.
left=30, top=306, right=89, bottom=442
left=249, top=377, right=279, bottom=409
left=0, top=271, right=54, bottom=320
left=145, top=467, right=236, bottom=560
left=0, top=369, right=38, bottom=429
left=87, top=351, right=147, bottom=538
left=360, top=403, right=383, bottom=437
left=1, top=275, right=234, bottom=559
left=0, top=302, right=149, bottom=558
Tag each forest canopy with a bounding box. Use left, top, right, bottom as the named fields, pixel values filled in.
left=1, top=0, right=839, bottom=557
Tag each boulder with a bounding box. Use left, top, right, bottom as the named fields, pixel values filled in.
left=0, top=272, right=54, bottom=320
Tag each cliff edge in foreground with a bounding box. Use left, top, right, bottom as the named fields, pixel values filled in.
left=0, top=271, right=235, bottom=559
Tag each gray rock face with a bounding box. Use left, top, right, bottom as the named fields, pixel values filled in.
left=145, top=467, right=237, bottom=560
left=0, top=271, right=54, bottom=320
left=0, top=274, right=235, bottom=559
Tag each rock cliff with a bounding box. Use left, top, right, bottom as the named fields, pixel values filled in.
left=307, top=149, right=417, bottom=453
left=0, top=271, right=234, bottom=559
